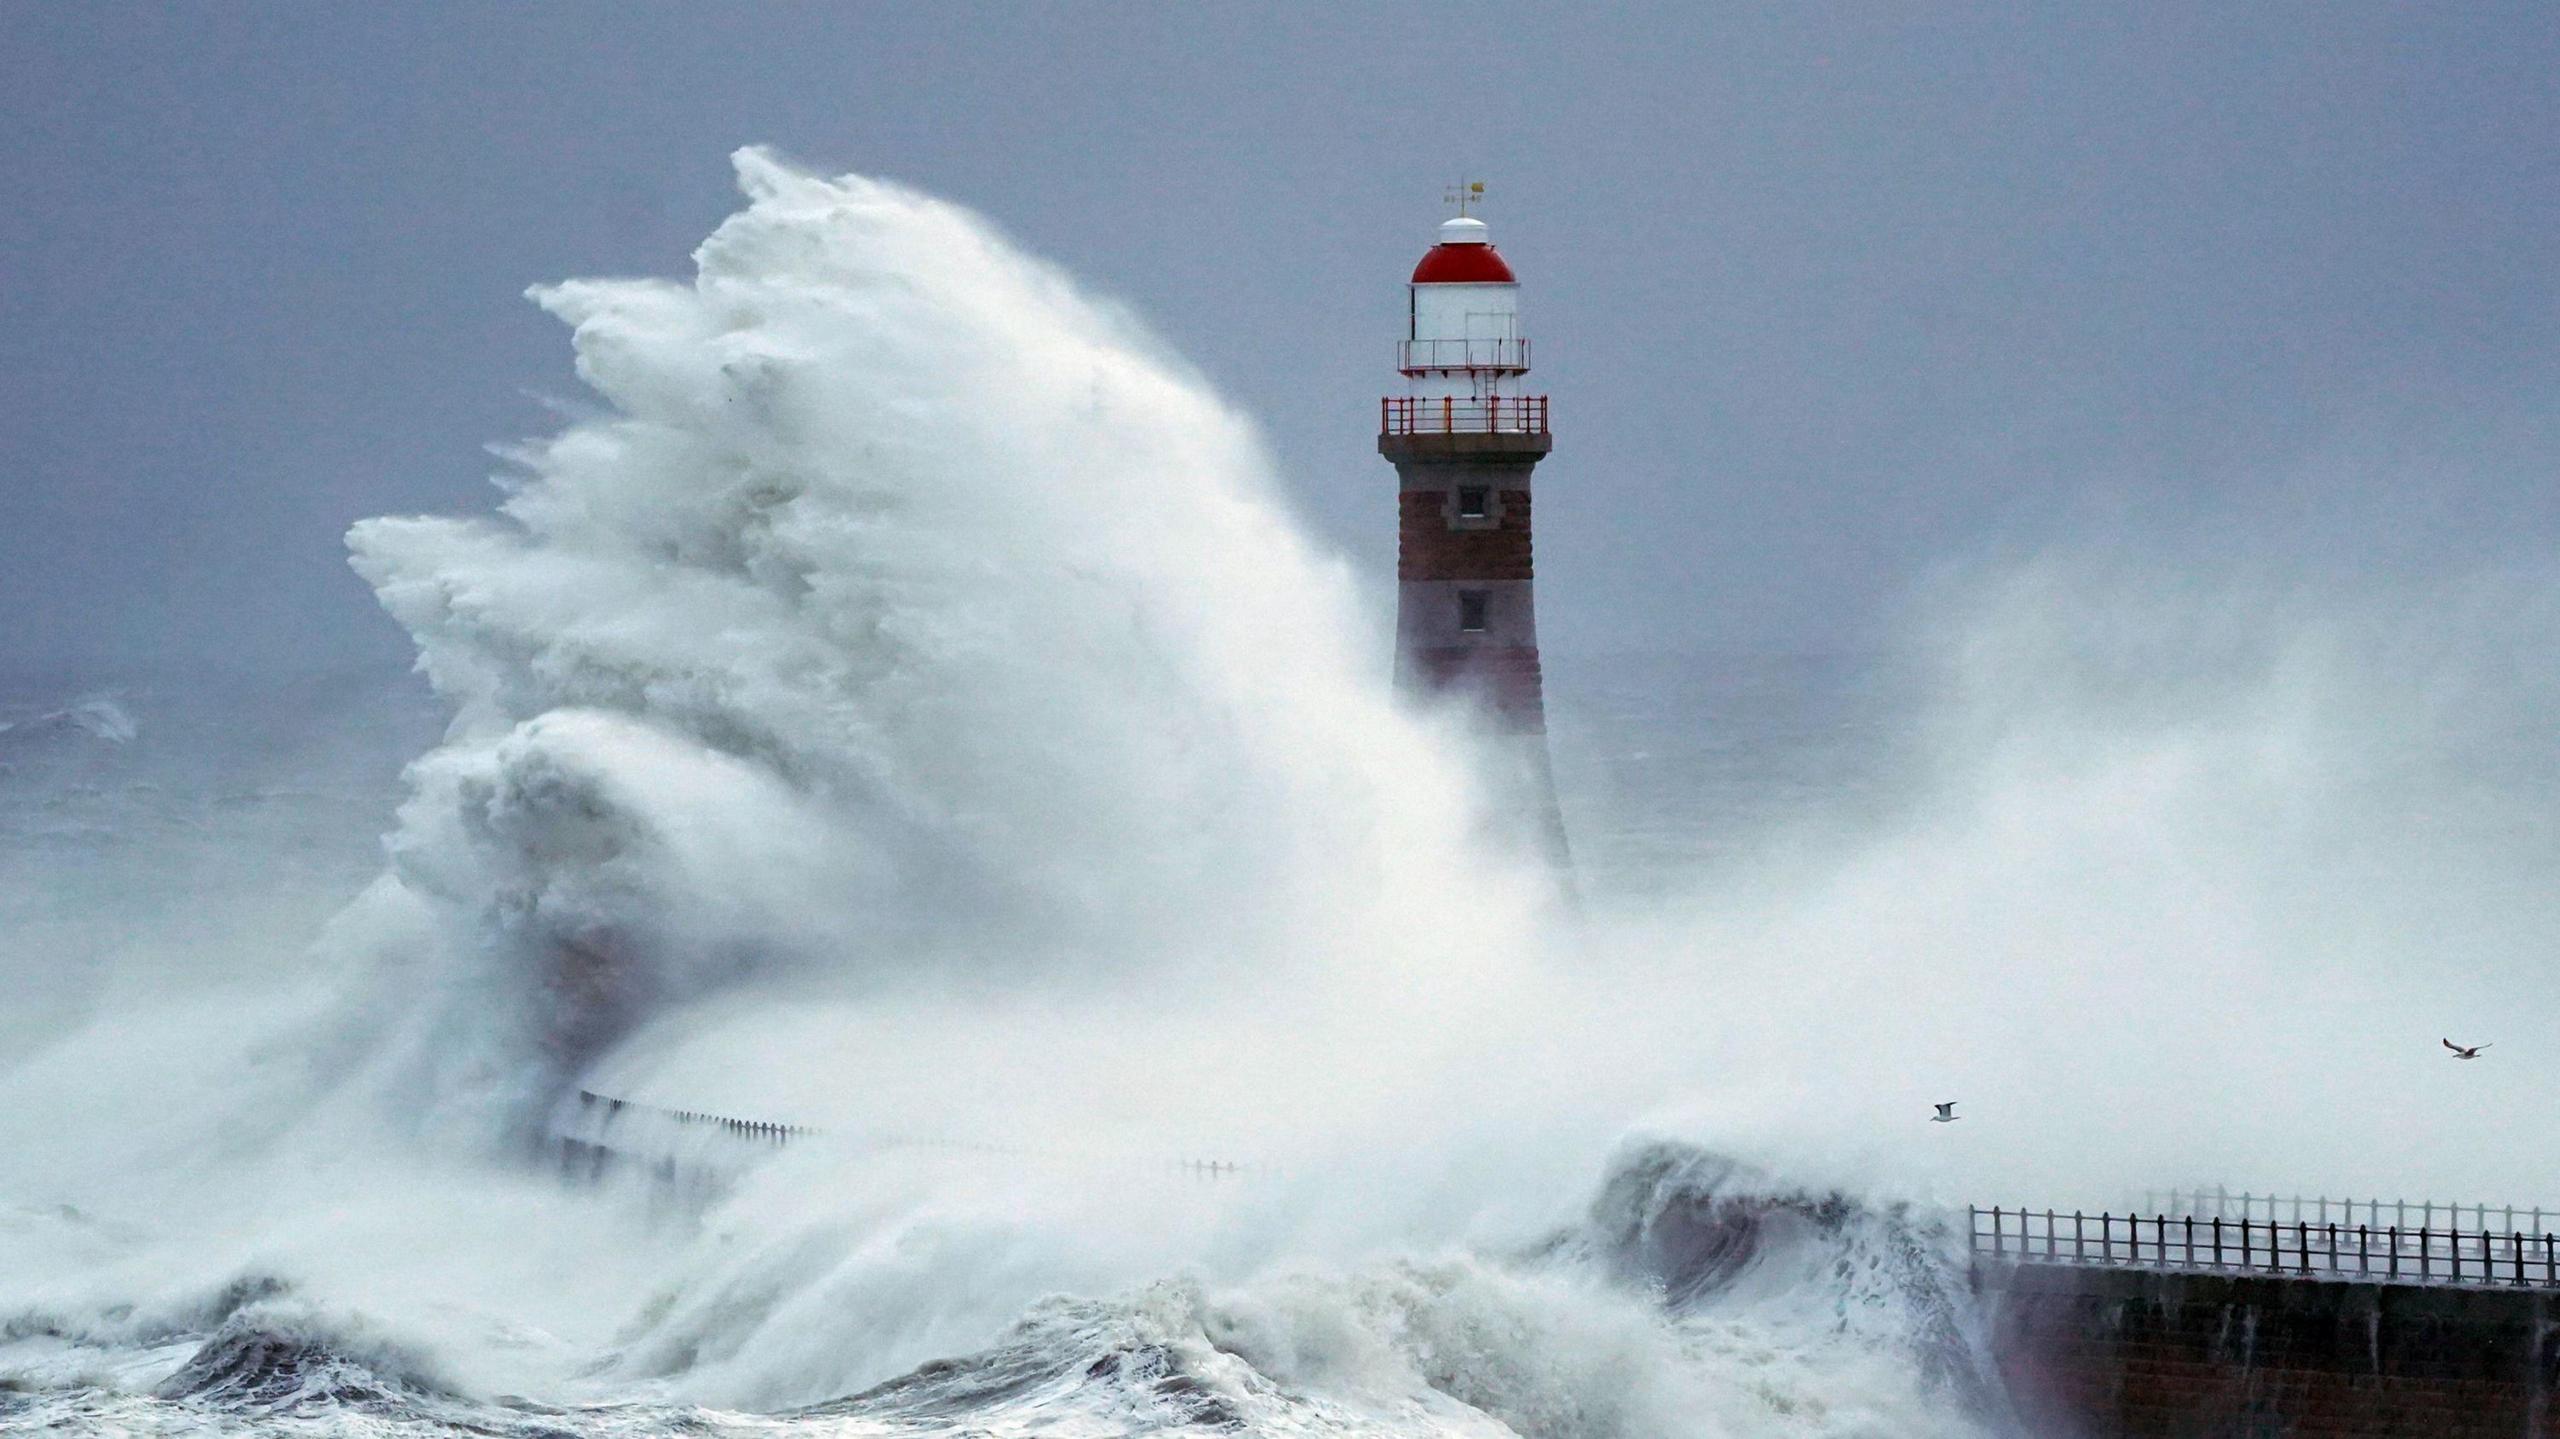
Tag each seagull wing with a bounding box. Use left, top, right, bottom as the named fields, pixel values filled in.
left=2444, top=1038, right=2462, bottom=1053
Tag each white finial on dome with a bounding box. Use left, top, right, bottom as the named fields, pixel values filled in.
left=1438, top=216, right=1491, bottom=246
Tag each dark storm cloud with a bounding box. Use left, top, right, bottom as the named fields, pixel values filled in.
left=1, top=1, right=2553, bottom=674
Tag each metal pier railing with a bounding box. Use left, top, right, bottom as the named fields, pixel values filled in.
left=2142, top=1187, right=2559, bottom=1235
left=1974, top=1205, right=2560, bottom=1289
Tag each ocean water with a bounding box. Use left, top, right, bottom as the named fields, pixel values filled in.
left=0, top=646, right=1992, bottom=1438
left=9, top=151, right=2560, bottom=1438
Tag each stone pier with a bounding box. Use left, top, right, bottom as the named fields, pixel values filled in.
left=1982, top=1261, right=2560, bottom=1437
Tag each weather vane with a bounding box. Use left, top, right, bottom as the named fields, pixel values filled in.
left=1444, top=179, right=1485, bottom=217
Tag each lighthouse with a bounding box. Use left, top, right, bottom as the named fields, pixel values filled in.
left=1381, top=205, right=1570, bottom=867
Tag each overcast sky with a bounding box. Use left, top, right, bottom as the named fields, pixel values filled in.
left=3, top=2, right=2555, bottom=676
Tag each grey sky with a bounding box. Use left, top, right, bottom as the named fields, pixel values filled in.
left=3, top=2, right=2555, bottom=676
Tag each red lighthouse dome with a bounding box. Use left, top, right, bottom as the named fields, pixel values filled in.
left=1410, top=216, right=1518, bottom=284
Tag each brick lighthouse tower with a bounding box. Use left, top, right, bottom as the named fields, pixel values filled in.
left=1380, top=203, right=1570, bottom=867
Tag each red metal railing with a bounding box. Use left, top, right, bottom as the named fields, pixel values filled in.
left=1397, top=338, right=1531, bottom=374
left=1380, top=395, right=1550, bottom=436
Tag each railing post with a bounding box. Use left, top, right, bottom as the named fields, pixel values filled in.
left=2185, top=1215, right=2195, bottom=1269
left=2213, top=1216, right=2224, bottom=1268
left=2453, top=1226, right=2463, bottom=1283
left=2517, top=1231, right=2527, bottom=1286
left=2073, top=1211, right=2085, bottom=1263
left=2046, top=1209, right=2058, bottom=1262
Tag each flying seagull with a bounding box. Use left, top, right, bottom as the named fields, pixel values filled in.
left=1932, top=1102, right=1960, bottom=1122
left=2444, top=1039, right=2491, bottom=1059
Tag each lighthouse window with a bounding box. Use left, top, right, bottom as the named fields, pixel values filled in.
left=1458, top=590, right=1490, bottom=633
left=1456, top=486, right=1490, bottom=519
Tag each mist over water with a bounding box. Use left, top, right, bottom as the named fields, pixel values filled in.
left=5, top=151, right=2559, bottom=1436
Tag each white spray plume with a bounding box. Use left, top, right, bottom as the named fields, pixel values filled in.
left=14, top=148, right=2560, bottom=1438
left=343, top=147, right=1555, bottom=1143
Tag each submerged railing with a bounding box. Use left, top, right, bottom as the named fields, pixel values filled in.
left=562, top=1088, right=1265, bottom=1182
left=1974, top=1205, right=2560, bottom=1289
left=574, top=1087, right=815, bottom=1143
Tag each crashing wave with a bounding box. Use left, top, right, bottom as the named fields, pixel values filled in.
left=341, top=148, right=1518, bottom=1147
left=0, top=154, right=2018, bottom=1438
left=757, top=1140, right=2008, bottom=1439
left=1573, top=1141, right=2008, bottom=1421
left=151, top=1321, right=443, bottom=1415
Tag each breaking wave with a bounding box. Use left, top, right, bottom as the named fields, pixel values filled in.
left=0, top=150, right=2133, bottom=1436
left=337, top=148, right=1548, bottom=1150
left=0, top=1143, right=1994, bottom=1437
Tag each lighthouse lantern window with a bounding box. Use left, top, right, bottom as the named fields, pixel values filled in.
left=1458, top=590, right=1489, bottom=633
left=1457, top=486, right=1490, bottom=519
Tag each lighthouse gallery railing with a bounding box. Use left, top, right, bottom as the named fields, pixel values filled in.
left=1397, top=338, right=1531, bottom=373
left=1381, top=395, right=1550, bottom=436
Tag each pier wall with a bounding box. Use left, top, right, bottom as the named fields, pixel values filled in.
left=1982, top=1261, right=2560, bottom=1436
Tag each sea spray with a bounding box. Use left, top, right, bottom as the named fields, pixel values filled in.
left=345, top=148, right=1551, bottom=1145
left=0, top=151, right=2406, bottom=1423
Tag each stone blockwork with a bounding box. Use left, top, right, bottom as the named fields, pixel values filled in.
left=1984, top=1262, right=2560, bottom=1437
left=1397, top=489, right=1535, bottom=581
